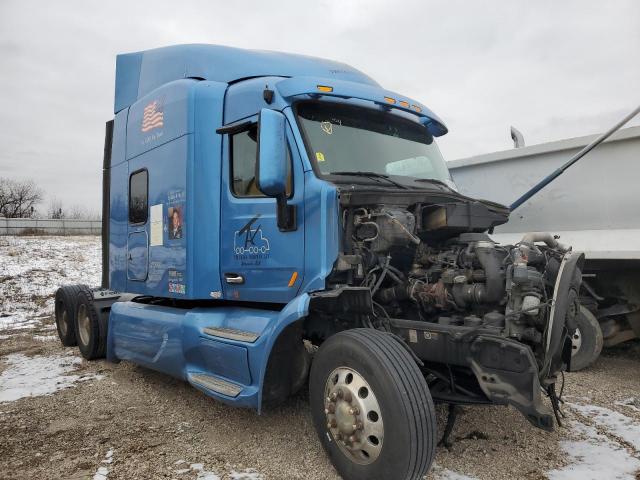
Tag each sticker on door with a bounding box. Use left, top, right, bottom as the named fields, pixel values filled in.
left=233, top=214, right=270, bottom=266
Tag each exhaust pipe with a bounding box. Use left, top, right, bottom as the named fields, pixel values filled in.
left=101, top=120, right=114, bottom=289
left=511, top=126, right=525, bottom=148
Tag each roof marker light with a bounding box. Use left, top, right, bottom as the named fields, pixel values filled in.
left=384, top=96, right=396, bottom=104
left=317, top=85, right=333, bottom=92
left=399, top=100, right=409, bottom=108
left=412, top=105, right=422, bottom=113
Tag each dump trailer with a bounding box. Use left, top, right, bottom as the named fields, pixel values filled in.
left=55, top=45, right=583, bottom=480
left=449, top=125, right=640, bottom=371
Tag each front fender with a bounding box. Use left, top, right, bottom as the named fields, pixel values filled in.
left=255, top=293, right=310, bottom=412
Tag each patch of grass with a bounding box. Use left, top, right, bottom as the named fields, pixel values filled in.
left=17, top=228, right=47, bottom=236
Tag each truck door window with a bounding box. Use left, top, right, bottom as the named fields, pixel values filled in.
left=129, top=169, right=148, bottom=224
left=231, top=126, right=292, bottom=197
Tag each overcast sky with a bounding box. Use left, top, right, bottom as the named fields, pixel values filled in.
left=0, top=0, right=638, bottom=213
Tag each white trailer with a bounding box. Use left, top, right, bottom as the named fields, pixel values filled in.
left=449, top=125, right=640, bottom=369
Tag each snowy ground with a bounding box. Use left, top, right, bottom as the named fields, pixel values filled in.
left=549, top=413, right=640, bottom=480
left=1, top=236, right=639, bottom=480
left=0, top=352, right=102, bottom=402
left=0, top=235, right=100, bottom=331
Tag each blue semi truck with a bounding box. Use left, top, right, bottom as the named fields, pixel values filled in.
left=55, top=45, right=584, bottom=480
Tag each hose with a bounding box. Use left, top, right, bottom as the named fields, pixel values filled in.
left=520, top=233, right=569, bottom=253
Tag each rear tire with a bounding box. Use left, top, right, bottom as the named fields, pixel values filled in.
left=74, top=286, right=107, bottom=360
left=309, top=329, right=436, bottom=480
left=54, top=285, right=84, bottom=347
left=570, top=306, right=603, bottom=371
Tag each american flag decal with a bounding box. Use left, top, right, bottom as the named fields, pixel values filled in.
left=141, top=100, right=164, bottom=132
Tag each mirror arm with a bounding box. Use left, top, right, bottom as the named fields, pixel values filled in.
left=276, top=194, right=297, bottom=232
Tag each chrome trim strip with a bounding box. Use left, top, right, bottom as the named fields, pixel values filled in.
left=189, top=373, right=242, bottom=398
left=203, top=327, right=260, bottom=343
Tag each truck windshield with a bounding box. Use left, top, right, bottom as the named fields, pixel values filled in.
left=296, top=101, right=451, bottom=185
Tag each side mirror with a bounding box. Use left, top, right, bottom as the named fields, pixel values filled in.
left=256, top=109, right=296, bottom=231
left=256, top=109, right=287, bottom=196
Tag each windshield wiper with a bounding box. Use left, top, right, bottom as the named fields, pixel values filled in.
left=413, top=178, right=451, bottom=190
left=329, top=171, right=409, bottom=190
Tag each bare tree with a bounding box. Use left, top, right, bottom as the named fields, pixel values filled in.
left=45, top=197, right=101, bottom=220
left=47, top=197, right=64, bottom=219
left=0, top=178, right=43, bottom=218
left=0, top=179, right=11, bottom=215
left=67, top=204, right=89, bottom=219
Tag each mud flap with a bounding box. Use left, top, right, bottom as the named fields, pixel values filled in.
left=468, top=335, right=554, bottom=431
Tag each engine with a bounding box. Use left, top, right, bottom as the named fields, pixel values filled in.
left=339, top=205, right=580, bottom=375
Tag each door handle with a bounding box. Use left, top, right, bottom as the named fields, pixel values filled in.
left=224, top=273, right=245, bottom=285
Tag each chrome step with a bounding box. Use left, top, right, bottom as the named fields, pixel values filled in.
left=203, top=326, right=260, bottom=343
left=189, top=373, right=243, bottom=398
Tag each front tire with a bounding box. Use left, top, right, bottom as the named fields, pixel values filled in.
left=569, top=306, right=603, bottom=371
left=309, top=329, right=436, bottom=480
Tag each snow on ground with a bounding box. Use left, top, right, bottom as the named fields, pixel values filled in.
left=104, top=449, right=113, bottom=463
left=432, top=466, right=479, bottom=480
left=171, top=461, right=265, bottom=479
left=190, top=463, right=221, bottom=480
left=547, top=420, right=640, bottom=480
left=93, top=448, right=113, bottom=480
left=614, top=397, right=640, bottom=413
left=33, top=334, right=58, bottom=342
left=172, top=462, right=221, bottom=479
left=229, top=469, right=265, bottom=479
left=93, top=466, right=109, bottom=480
left=568, top=402, right=640, bottom=451
left=0, top=352, right=102, bottom=402
left=0, top=235, right=100, bottom=332
left=547, top=401, right=640, bottom=480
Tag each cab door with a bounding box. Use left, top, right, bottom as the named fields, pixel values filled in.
left=219, top=119, right=305, bottom=303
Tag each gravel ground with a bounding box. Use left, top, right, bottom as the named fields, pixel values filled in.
left=1, top=236, right=639, bottom=480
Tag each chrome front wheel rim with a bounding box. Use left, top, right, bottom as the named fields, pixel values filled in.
left=324, top=366, right=384, bottom=465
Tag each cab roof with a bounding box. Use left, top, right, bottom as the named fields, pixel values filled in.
left=114, top=44, right=379, bottom=113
